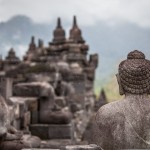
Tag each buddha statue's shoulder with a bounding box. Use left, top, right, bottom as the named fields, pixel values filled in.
left=96, top=100, right=124, bottom=126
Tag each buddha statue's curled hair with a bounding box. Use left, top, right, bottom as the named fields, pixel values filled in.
left=119, top=50, right=150, bottom=94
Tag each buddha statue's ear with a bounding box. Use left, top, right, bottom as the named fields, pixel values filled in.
left=116, top=73, right=124, bottom=95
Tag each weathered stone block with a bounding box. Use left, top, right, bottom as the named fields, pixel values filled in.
left=13, top=83, right=40, bottom=97
left=29, top=123, right=73, bottom=140
left=48, top=124, right=73, bottom=139
left=29, top=124, right=49, bottom=139
left=9, top=97, right=38, bottom=117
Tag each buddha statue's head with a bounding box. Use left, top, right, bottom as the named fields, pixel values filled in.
left=117, top=50, right=150, bottom=95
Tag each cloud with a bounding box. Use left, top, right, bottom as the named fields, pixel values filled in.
left=1, top=43, right=27, bottom=58
left=15, top=44, right=27, bottom=58
left=0, top=0, right=150, bottom=27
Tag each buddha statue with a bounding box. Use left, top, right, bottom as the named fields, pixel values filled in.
left=38, top=82, right=72, bottom=124
left=95, top=50, right=150, bottom=149
left=39, top=74, right=72, bottom=124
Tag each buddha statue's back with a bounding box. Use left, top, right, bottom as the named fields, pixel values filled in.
left=95, top=50, right=150, bottom=150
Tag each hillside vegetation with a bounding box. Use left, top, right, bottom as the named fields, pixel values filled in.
left=95, top=75, right=123, bottom=102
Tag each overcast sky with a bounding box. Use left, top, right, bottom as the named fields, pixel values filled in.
left=0, top=0, right=150, bottom=27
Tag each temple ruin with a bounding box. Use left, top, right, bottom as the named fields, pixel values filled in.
left=0, top=16, right=99, bottom=149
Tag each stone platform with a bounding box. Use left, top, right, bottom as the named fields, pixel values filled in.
left=29, top=123, right=73, bottom=140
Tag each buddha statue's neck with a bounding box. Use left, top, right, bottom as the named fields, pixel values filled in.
left=125, top=93, right=149, bottom=100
